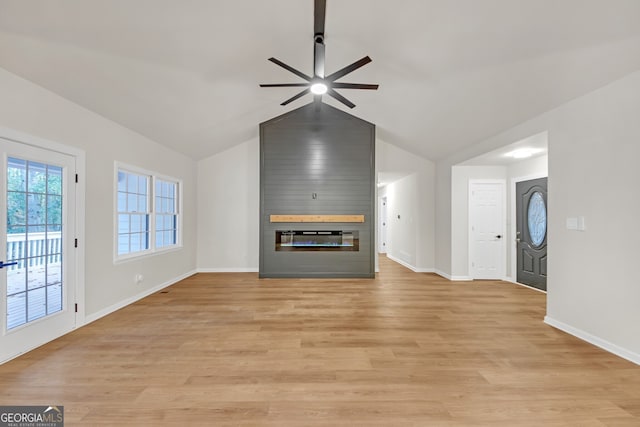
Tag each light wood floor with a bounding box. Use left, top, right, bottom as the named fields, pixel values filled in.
left=1, top=256, right=639, bottom=426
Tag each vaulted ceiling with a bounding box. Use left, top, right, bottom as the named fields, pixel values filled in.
left=1, top=0, right=640, bottom=160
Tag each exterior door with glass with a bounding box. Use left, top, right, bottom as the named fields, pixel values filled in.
left=516, top=177, right=548, bottom=290
left=1, top=137, right=77, bottom=363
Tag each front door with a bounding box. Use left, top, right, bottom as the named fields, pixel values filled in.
left=516, top=177, right=548, bottom=290
left=1, top=137, right=77, bottom=363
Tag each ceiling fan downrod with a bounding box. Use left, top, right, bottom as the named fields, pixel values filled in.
left=260, top=0, right=378, bottom=109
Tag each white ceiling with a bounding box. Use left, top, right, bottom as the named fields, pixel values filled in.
left=1, top=1, right=640, bottom=161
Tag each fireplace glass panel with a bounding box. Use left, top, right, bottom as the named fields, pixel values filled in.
left=276, top=230, right=359, bottom=251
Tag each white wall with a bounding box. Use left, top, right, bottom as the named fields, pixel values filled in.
left=435, top=163, right=452, bottom=277
left=197, top=139, right=259, bottom=271
left=377, top=140, right=435, bottom=271
left=0, top=67, right=198, bottom=320
left=507, top=154, right=548, bottom=182
left=436, top=70, right=640, bottom=363
left=385, top=174, right=417, bottom=267
left=544, top=72, right=640, bottom=361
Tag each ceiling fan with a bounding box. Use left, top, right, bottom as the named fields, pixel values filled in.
left=260, top=0, right=378, bottom=109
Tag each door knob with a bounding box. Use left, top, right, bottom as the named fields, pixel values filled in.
left=495, top=235, right=502, bottom=239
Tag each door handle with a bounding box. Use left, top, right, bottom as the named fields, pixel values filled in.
left=495, top=235, right=502, bottom=239
left=0, top=261, right=18, bottom=269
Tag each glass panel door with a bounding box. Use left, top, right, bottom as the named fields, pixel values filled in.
left=1, top=137, right=76, bottom=363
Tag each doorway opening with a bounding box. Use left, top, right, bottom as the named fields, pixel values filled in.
left=454, top=131, right=548, bottom=284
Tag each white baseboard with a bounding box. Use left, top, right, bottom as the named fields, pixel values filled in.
left=504, top=276, right=547, bottom=293
left=197, top=268, right=259, bottom=273
left=385, top=254, right=435, bottom=274
left=451, top=275, right=473, bottom=281
left=84, top=270, right=196, bottom=325
left=434, top=269, right=473, bottom=281
left=386, top=254, right=415, bottom=271
left=545, top=316, right=640, bottom=366
left=434, top=269, right=452, bottom=280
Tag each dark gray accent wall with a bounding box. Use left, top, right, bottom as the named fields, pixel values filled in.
left=260, top=102, right=375, bottom=278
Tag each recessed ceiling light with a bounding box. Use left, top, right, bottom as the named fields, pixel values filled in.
left=310, top=82, right=328, bottom=95
left=505, top=148, right=544, bottom=159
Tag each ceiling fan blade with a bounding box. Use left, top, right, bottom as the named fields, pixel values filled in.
left=325, top=56, right=372, bottom=82
left=281, top=88, right=311, bottom=106
left=327, top=88, right=356, bottom=109
left=331, top=83, right=379, bottom=90
left=260, top=83, right=310, bottom=87
left=268, top=57, right=312, bottom=81
left=314, top=41, right=325, bottom=78
left=314, top=0, right=326, bottom=36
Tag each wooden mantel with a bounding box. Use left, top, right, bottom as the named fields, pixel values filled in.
left=270, top=214, right=365, bottom=223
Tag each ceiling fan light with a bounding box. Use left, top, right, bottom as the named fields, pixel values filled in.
left=310, top=82, right=328, bottom=95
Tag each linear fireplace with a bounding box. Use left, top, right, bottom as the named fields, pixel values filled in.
left=275, top=230, right=359, bottom=251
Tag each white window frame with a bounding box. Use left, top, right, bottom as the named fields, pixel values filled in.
left=154, top=177, right=180, bottom=250
left=116, top=167, right=151, bottom=258
left=114, top=162, right=182, bottom=263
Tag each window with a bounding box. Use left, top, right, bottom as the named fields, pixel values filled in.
left=116, top=164, right=181, bottom=260
left=117, top=170, right=150, bottom=255
left=155, top=179, right=178, bottom=248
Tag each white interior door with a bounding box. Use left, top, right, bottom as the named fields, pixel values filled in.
left=469, top=180, right=506, bottom=279
left=1, top=137, right=77, bottom=363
